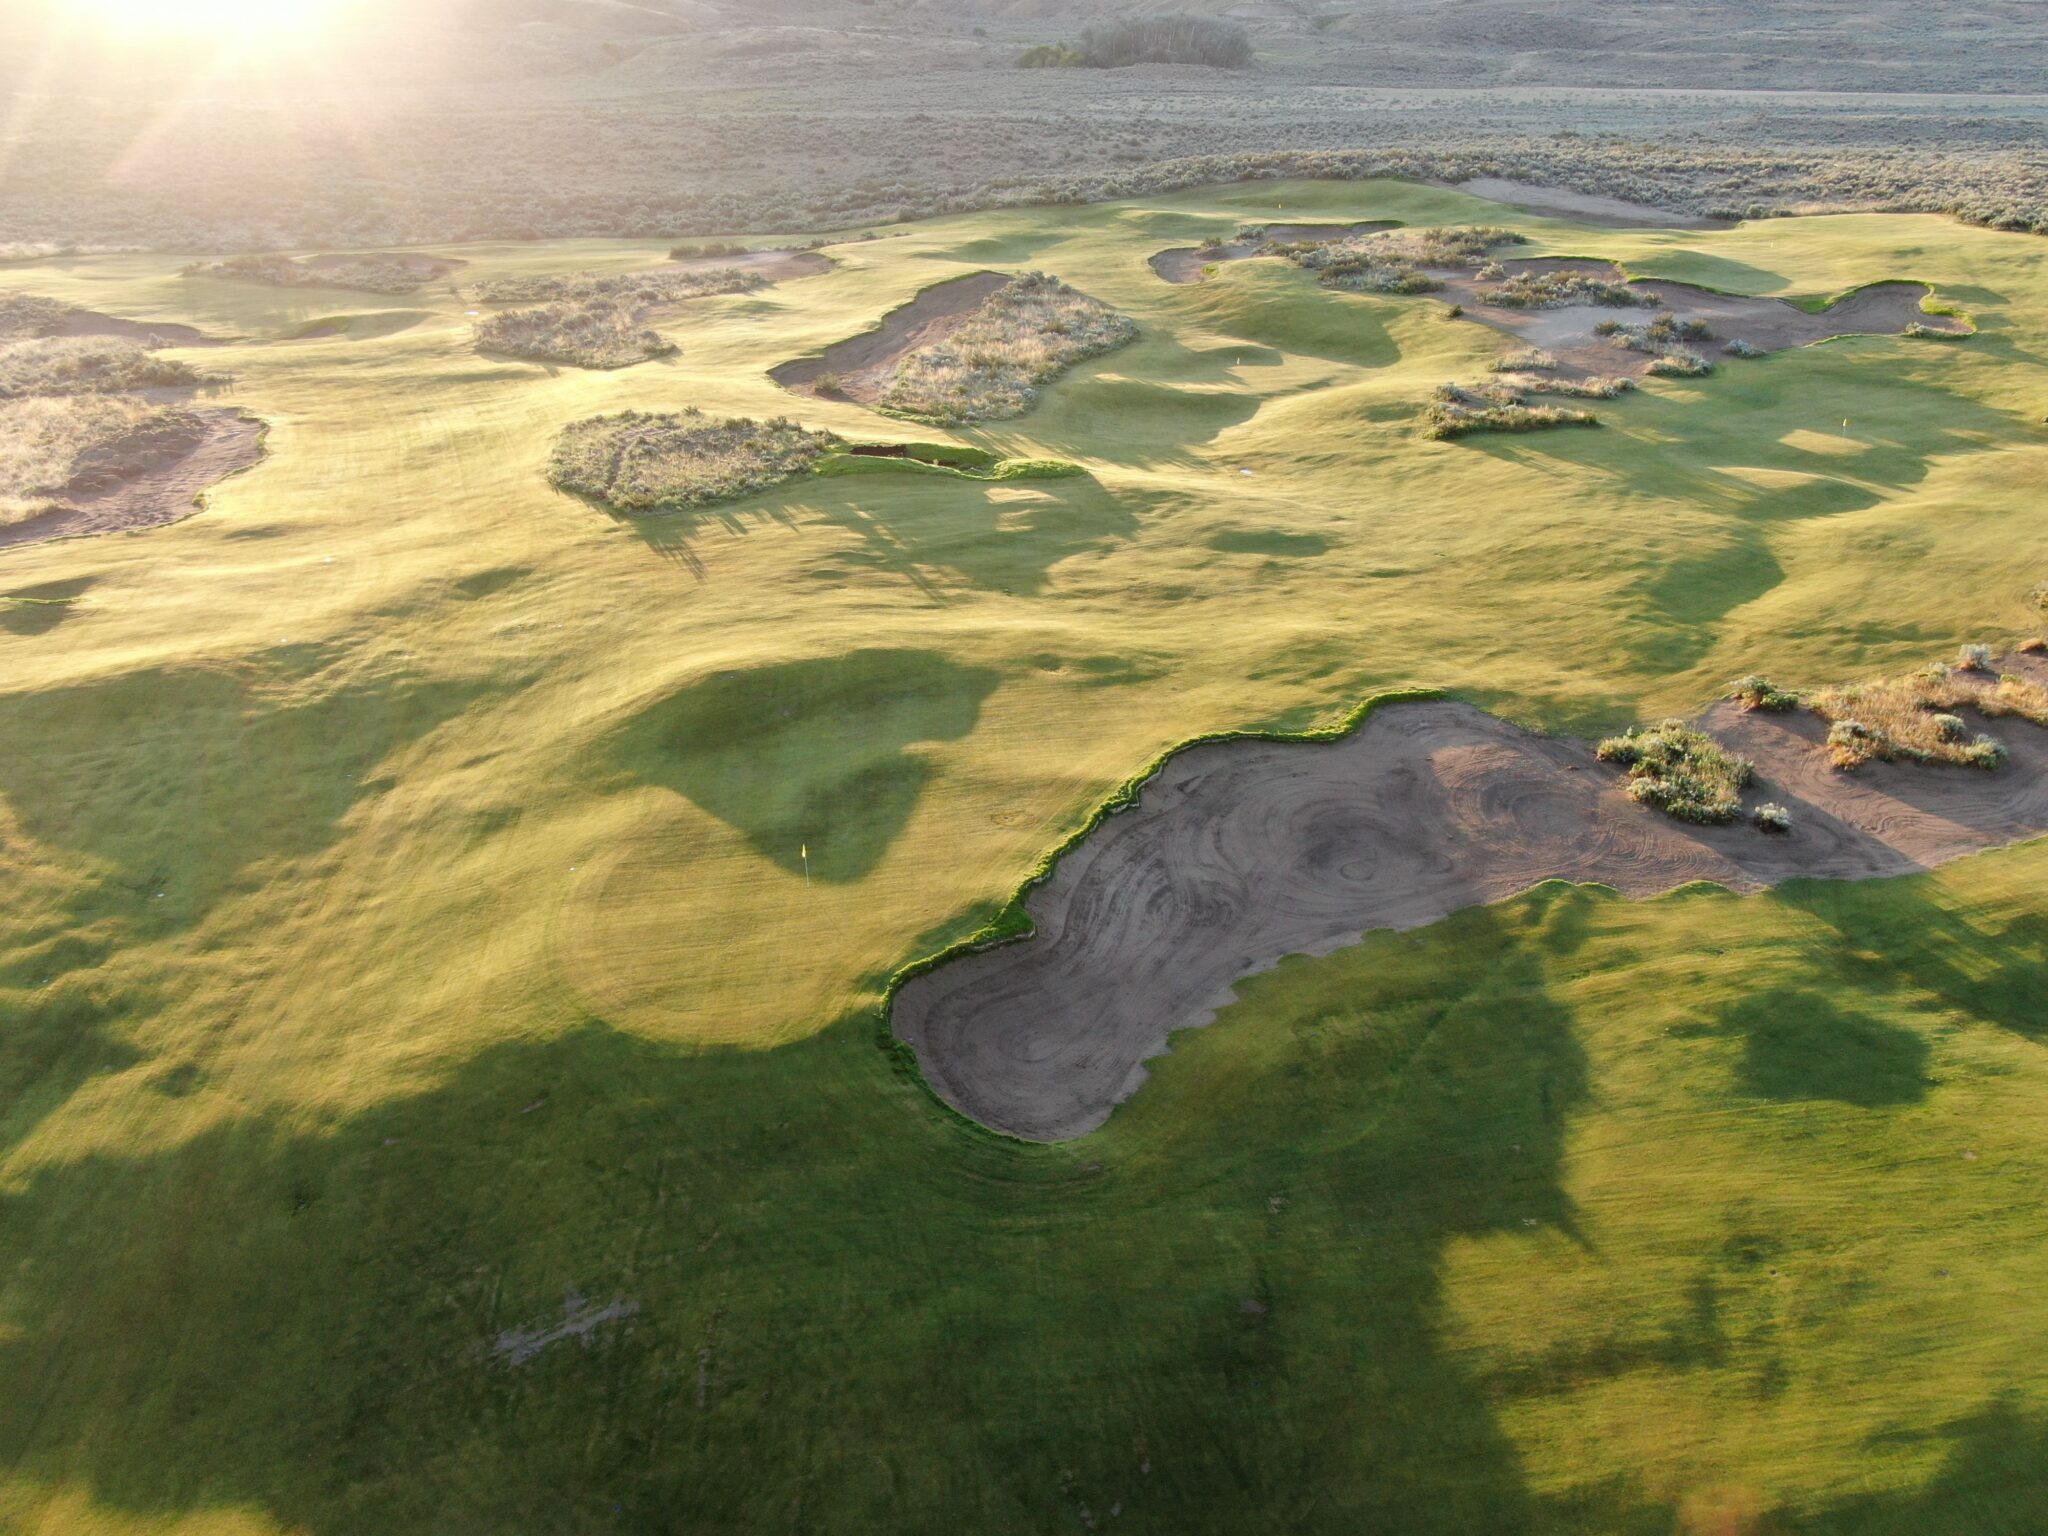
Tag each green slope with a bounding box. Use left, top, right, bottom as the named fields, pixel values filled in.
left=1, top=178, right=2045, bottom=1533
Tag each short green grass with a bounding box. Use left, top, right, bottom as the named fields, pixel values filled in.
left=2, top=178, right=2047, bottom=1533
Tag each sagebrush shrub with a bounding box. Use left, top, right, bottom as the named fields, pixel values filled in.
left=876, top=273, right=1134, bottom=425
left=1596, top=720, right=1754, bottom=823
left=548, top=409, right=838, bottom=511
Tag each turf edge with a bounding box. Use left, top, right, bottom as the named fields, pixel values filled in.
left=871, top=685, right=1447, bottom=1120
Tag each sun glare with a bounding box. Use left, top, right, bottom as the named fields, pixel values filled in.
left=79, top=0, right=347, bottom=42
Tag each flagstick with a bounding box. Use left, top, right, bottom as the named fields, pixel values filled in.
left=801, top=844, right=810, bottom=886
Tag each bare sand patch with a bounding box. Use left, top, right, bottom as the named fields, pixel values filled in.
left=1452, top=178, right=1730, bottom=230
left=493, top=1291, right=639, bottom=1367
left=1149, top=222, right=1397, bottom=284
left=770, top=271, right=1010, bottom=404
left=0, top=408, right=263, bottom=552
left=893, top=672, right=2048, bottom=1142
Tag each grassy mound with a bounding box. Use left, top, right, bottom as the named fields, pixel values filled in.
left=185, top=254, right=448, bottom=295
left=474, top=302, right=678, bottom=369
left=472, top=266, right=765, bottom=369
left=1810, top=657, right=2046, bottom=770
left=0, top=336, right=202, bottom=398
left=548, top=409, right=838, bottom=511
left=468, top=266, right=763, bottom=307
left=1286, top=226, right=1524, bottom=295
left=876, top=272, right=1135, bottom=425
left=1422, top=379, right=1601, bottom=440
left=549, top=413, right=1078, bottom=509
left=1596, top=719, right=1754, bottom=822
left=814, top=442, right=1084, bottom=485
left=0, top=395, right=203, bottom=523
left=0, top=292, right=74, bottom=338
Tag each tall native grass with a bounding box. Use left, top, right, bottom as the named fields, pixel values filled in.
left=0, top=336, right=202, bottom=398
left=0, top=395, right=199, bottom=523
left=877, top=273, right=1135, bottom=424
left=1809, top=658, right=2046, bottom=769
left=468, top=266, right=763, bottom=306
left=548, top=409, right=839, bottom=511
left=0, top=292, right=74, bottom=338
left=1288, top=226, right=1526, bottom=295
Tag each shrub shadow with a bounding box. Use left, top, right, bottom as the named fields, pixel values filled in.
left=1, top=576, right=97, bottom=636
left=1720, top=987, right=1933, bottom=1106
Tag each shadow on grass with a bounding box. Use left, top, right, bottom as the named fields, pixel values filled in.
left=2, top=884, right=2046, bottom=1530
left=0, top=940, right=148, bottom=1160
left=2, top=576, right=99, bottom=635
left=1721, top=988, right=1934, bottom=1106
left=614, top=648, right=1001, bottom=882
left=1636, top=525, right=1787, bottom=672
left=1620, top=249, right=1785, bottom=294
left=1467, top=356, right=2025, bottom=669
left=602, top=470, right=1135, bottom=596
left=0, top=662, right=498, bottom=935
left=1207, top=528, right=1332, bottom=558
left=0, top=897, right=1604, bottom=1534
left=1774, top=876, right=2048, bottom=1043
left=812, top=473, right=1140, bottom=598
left=1782, top=1395, right=2048, bottom=1536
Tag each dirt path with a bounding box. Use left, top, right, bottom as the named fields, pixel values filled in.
left=770, top=271, right=1011, bottom=405
left=1149, top=222, right=1396, bottom=284
left=0, top=409, right=264, bottom=552
left=1450, top=178, right=1730, bottom=229
left=893, top=668, right=2048, bottom=1142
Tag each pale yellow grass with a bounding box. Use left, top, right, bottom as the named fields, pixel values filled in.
left=0, top=394, right=168, bottom=522
left=1809, top=658, right=2048, bottom=768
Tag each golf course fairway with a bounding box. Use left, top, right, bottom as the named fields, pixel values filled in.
left=3, top=177, right=2048, bottom=1533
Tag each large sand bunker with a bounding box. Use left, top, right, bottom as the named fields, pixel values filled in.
left=893, top=671, right=2048, bottom=1142
left=771, top=271, right=1010, bottom=404
left=1450, top=264, right=1966, bottom=378
left=1149, top=222, right=1397, bottom=284
left=0, top=408, right=263, bottom=552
